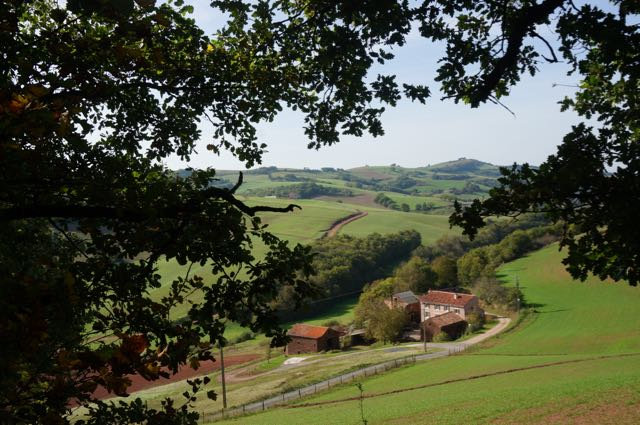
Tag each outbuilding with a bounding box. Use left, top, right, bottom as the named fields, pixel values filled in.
left=285, top=324, right=341, bottom=355
left=384, top=290, right=421, bottom=323
left=422, top=312, right=467, bottom=341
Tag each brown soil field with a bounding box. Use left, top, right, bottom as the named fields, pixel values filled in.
left=316, top=193, right=379, bottom=208
left=94, top=353, right=260, bottom=400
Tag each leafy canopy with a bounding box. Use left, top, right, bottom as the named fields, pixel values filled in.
left=2, top=0, right=639, bottom=423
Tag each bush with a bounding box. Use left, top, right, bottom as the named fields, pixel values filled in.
left=322, top=319, right=342, bottom=328
left=473, top=277, right=523, bottom=311
left=466, top=312, right=486, bottom=333
left=432, top=331, right=451, bottom=342
left=232, top=331, right=255, bottom=344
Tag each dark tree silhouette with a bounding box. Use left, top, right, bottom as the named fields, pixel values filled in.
left=1, top=0, right=638, bottom=423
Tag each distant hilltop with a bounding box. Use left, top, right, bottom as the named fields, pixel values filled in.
left=177, top=158, right=502, bottom=176
left=173, top=158, right=502, bottom=213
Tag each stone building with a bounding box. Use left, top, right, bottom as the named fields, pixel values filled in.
left=422, top=311, right=468, bottom=341
left=384, top=290, right=421, bottom=323
left=285, top=324, right=342, bottom=355
left=419, top=290, right=483, bottom=322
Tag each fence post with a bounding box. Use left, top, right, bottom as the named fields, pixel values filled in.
left=262, top=400, right=265, bottom=411
left=243, top=404, right=246, bottom=414
left=298, top=389, right=301, bottom=398
left=282, top=393, right=285, bottom=402
left=340, top=375, right=343, bottom=384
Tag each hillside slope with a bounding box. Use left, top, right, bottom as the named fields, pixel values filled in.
left=217, top=244, right=640, bottom=424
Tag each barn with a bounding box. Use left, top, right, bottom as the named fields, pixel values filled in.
left=285, top=324, right=342, bottom=355
left=423, top=312, right=468, bottom=341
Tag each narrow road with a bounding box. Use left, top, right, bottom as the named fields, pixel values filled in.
left=206, top=316, right=511, bottom=422
left=324, top=211, right=367, bottom=237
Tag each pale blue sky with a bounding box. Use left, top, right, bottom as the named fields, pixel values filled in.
left=166, top=3, right=581, bottom=171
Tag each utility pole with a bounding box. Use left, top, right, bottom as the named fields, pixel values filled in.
left=422, top=321, right=427, bottom=353
left=515, top=274, right=521, bottom=313
left=219, top=343, right=227, bottom=409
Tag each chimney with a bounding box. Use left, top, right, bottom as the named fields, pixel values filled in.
left=453, top=294, right=459, bottom=299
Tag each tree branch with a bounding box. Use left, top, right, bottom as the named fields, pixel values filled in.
left=471, top=0, right=565, bottom=104
left=0, top=187, right=301, bottom=222
left=532, top=31, right=559, bottom=63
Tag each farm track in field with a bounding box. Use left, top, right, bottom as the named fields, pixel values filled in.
left=288, top=352, right=640, bottom=409
left=324, top=211, right=368, bottom=237
left=93, top=354, right=260, bottom=400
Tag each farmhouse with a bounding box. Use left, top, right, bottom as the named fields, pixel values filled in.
left=422, top=311, right=468, bottom=341
left=419, top=290, right=483, bottom=322
left=384, top=290, right=421, bottom=322
left=285, top=324, right=341, bottom=355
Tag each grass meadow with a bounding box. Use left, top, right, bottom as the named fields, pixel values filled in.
left=150, top=196, right=458, bottom=320
left=340, top=210, right=459, bottom=245
left=215, top=244, right=640, bottom=424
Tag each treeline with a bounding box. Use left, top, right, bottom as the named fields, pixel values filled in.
left=310, top=230, right=421, bottom=296
left=354, top=215, right=561, bottom=320
left=457, top=226, right=562, bottom=285
left=374, top=193, right=400, bottom=210
left=375, top=193, right=435, bottom=213
left=268, top=173, right=310, bottom=182
left=273, top=230, right=421, bottom=313
left=450, top=181, right=482, bottom=195
left=246, top=182, right=352, bottom=198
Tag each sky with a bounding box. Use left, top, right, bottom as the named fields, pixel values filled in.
left=166, top=3, right=582, bottom=171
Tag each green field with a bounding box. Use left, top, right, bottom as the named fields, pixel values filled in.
left=341, top=210, right=459, bottom=245
left=149, top=198, right=358, bottom=319
left=216, top=244, right=640, bottom=424
left=150, top=196, right=459, bottom=320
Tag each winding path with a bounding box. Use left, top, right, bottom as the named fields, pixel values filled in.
left=206, top=316, right=511, bottom=421
left=324, top=211, right=368, bottom=237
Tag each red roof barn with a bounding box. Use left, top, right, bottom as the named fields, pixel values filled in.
left=423, top=312, right=468, bottom=341
left=285, top=324, right=341, bottom=355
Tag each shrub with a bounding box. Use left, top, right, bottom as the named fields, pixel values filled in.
left=473, top=277, right=523, bottom=311
left=322, top=319, right=342, bottom=328
left=233, top=331, right=255, bottom=344
left=466, top=312, right=486, bottom=333
left=432, top=331, right=451, bottom=342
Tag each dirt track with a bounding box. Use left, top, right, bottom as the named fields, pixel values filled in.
left=325, top=211, right=368, bottom=237
left=93, top=353, right=260, bottom=400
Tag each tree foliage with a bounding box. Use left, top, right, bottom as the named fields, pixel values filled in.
left=355, top=298, right=408, bottom=344
left=308, top=231, right=421, bottom=298
left=443, top=1, right=640, bottom=285
left=457, top=226, right=562, bottom=285
left=0, top=0, right=409, bottom=421
left=393, top=256, right=438, bottom=293
left=3, top=0, right=639, bottom=422
left=473, top=277, right=523, bottom=312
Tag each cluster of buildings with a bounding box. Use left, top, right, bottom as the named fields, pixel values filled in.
left=385, top=289, right=483, bottom=341
left=285, top=289, right=483, bottom=354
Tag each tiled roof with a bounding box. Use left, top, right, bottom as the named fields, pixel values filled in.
left=287, top=324, right=330, bottom=339
left=393, top=290, right=419, bottom=305
left=419, top=290, right=476, bottom=308
left=426, top=311, right=466, bottom=327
